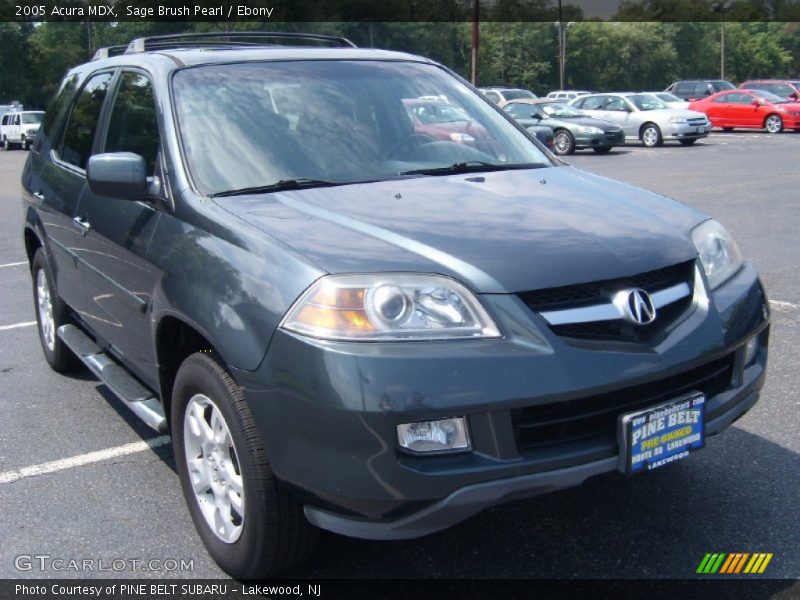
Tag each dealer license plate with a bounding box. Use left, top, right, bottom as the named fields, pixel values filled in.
left=618, top=393, right=705, bottom=474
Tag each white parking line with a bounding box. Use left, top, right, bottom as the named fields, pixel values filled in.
left=0, top=321, right=36, bottom=331
left=769, top=299, right=800, bottom=311
left=0, top=261, right=26, bottom=268
left=0, top=436, right=171, bottom=484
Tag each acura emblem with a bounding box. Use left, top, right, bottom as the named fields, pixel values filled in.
left=623, top=288, right=657, bottom=325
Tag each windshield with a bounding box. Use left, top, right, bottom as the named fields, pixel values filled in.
left=173, top=61, right=551, bottom=196
left=656, top=93, right=681, bottom=102
left=502, top=89, right=535, bottom=101
left=21, top=112, right=43, bottom=124
left=540, top=103, right=583, bottom=118
left=750, top=90, right=787, bottom=103
left=712, top=81, right=736, bottom=91
left=628, top=94, right=667, bottom=111
left=751, top=84, right=795, bottom=99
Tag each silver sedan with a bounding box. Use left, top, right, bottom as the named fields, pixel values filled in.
left=569, top=92, right=710, bottom=147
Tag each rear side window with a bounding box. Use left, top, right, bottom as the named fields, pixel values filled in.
left=580, top=96, right=605, bottom=110
left=58, top=72, right=113, bottom=169
left=39, top=74, right=79, bottom=142
left=484, top=91, right=500, bottom=104
left=104, top=72, right=160, bottom=176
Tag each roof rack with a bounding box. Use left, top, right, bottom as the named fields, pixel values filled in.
left=124, top=31, right=357, bottom=54
left=91, top=45, right=128, bottom=61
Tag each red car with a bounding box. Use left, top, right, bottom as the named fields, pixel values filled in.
left=689, top=89, right=800, bottom=133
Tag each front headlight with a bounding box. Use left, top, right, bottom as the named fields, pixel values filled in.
left=669, top=116, right=688, bottom=124
left=280, top=273, right=501, bottom=341
left=25, top=128, right=37, bottom=135
left=691, top=220, right=744, bottom=290
left=577, top=126, right=603, bottom=134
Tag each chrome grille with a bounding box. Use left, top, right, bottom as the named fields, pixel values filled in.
left=518, top=260, right=697, bottom=342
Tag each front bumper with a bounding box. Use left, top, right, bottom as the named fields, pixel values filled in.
left=233, top=263, right=769, bottom=539
left=665, top=122, right=711, bottom=140
left=574, top=130, right=625, bottom=149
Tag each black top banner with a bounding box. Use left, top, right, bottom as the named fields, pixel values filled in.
left=2, top=0, right=800, bottom=22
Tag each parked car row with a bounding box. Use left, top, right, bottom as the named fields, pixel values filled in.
left=478, top=80, right=799, bottom=155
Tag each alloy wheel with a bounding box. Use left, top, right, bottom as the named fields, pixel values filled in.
left=183, top=393, right=245, bottom=544
left=554, top=131, right=572, bottom=154
left=642, top=126, right=659, bottom=147
left=36, top=268, right=56, bottom=352
left=765, top=115, right=783, bottom=134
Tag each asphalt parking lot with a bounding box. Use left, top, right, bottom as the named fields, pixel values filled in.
left=0, top=132, right=798, bottom=584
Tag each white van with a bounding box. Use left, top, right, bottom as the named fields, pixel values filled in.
left=1, top=110, right=44, bottom=150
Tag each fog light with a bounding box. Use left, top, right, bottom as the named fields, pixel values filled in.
left=397, top=417, right=470, bottom=454
left=744, top=336, right=759, bottom=366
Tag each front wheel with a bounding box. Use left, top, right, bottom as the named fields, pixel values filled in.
left=172, top=353, right=318, bottom=578
left=3, top=137, right=10, bottom=151
left=640, top=123, right=663, bottom=148
left=19, top=136, right=27, bottom=151
left=764, top=114, right=783, bottom=134
left=553, top=130, right=575, bottom=155
left=679, top=139, right=697, bottom=146
left=31, top=249, right=77, bottom=371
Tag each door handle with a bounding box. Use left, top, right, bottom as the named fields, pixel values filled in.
left=73, top=216, right=91, bottom=235
left=32, top=191, right=45, bottom=204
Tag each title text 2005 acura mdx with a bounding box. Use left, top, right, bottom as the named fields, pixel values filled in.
left=22, top=33, right=769, bottom=578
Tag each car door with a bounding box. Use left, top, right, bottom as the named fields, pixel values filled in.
left=722, top=92, right=756, bottom=128
left=736, top=92, right=765, bottom=128
left=71, top=70, right=163, bottom=382
left=705, top=92, right=733, bottom=127
left=9, top=113, right=21, bottom=143
left=574, top=95, right=607, bottom=120
left=602, top=96, right=637, bottom=136
left=37, top=71, right=115, bottom=312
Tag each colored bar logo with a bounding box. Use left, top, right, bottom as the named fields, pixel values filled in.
left=696, top=552, right=773, bottom=574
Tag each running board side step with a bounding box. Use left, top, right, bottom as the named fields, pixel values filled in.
left=57, top=324, right=167, bottom=433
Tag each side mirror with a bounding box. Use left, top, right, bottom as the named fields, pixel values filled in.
left=86, top=153, right=148, bottom=200
left=751, top=99, right=761, bottom=107
left=531, top=113, right=543, bottom=120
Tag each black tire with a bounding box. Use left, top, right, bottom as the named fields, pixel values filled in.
left=20, top=136, right=27, bottom=151
left=640, top=123, right=663, bottom=148
left=31, top=249, right=77, bottom=372
left=722, top=127, right=734, bottom=131
left=172, top=352, right=318, bottom=578
left=679, top=139, right=698, bottom=146
left=3, top=137, right=11, bottom=151
left=592, top=146, right=613, bottom=154
left=553, top=129, right=575, bottom=155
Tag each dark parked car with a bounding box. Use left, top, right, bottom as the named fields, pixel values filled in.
left=665, top=79, right=736, bottom=101
left=739, top=79, right=800, bottom=101
left=503, top=99, right=625, bottom=154
left=24, top=32, right=770, bottom=579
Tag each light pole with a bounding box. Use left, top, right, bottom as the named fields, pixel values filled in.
left=471, top=0, right=479, bottom=85
left=712, top=1, right=734, bottom=80
left=555, top=20, right=575, bottom=91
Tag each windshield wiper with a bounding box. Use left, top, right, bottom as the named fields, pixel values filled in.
left=400, top=161, right=544, bottom=176
left=210, top=178, right=341, bottom=198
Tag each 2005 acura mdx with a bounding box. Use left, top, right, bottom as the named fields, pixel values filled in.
left=22, top=33, right=770, bottom=578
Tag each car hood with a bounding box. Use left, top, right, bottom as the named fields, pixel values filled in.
left=544, top=116, right=622, bottom=131
left=215, top=167, right=704, bottom=294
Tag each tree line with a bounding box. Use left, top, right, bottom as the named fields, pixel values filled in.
left=0, top=19, right=798, bottom=109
